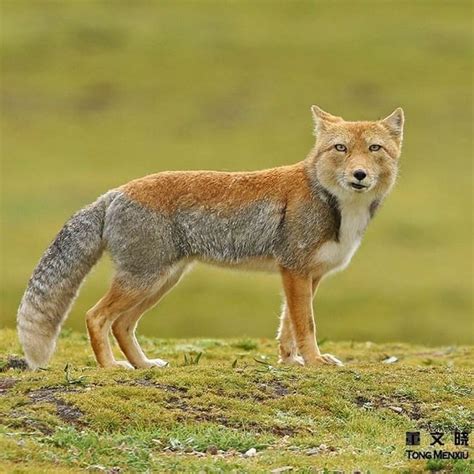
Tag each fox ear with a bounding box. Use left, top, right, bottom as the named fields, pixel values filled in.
left=381, top=107, right=404, bottom=139
left=311, top=105, right=342, bottom=135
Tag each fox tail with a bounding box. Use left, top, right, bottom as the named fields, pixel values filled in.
left=17, top=193, right=115, bottom=369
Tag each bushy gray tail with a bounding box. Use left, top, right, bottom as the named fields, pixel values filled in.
left=17, top=193, right=113, bottom=369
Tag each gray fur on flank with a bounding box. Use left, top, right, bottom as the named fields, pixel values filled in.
left=104, top=189, right=340, bottom=283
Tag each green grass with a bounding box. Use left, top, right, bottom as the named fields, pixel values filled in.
left=1, top=1, right=473, bottom=346
left=0, top=329, right=472, bottom=472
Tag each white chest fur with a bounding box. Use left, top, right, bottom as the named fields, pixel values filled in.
left=315, top=200, right=371, bottom=275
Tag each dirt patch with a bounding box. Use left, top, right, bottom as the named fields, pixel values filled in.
left=270, top=425, right=297, bottom=436
left=165, top=394, right=298, bottom=436
left=355, top=394, right=422, bottom=421
left=0, top=377, right=17, bottom=395
left=355, top=395, right=369, bottom=406
left=0, top=355, right=28, bottom=372
left=263, top=379, right=291, bottom=397
left=3, top=386, right=85, bottom=435
left=117, top=378, right=189, bottom=394
left=138, top=380, right=189, bottom=394
left=28, top=387, right=84, bottom=425
left=6, top=411, right=55, bottom=435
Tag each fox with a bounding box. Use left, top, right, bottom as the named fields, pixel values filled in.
left=17, top=105, right=404, bottom=370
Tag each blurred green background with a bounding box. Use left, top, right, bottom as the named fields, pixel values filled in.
left=1, top=1, right=472, bottom=345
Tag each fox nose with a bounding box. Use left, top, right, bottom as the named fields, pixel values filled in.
left=353, top=170, right=367, bottom=181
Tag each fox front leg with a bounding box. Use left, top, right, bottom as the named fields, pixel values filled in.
left=277, top=302, right=305, bottom=366
left=280, top=268, right=343, bottom=367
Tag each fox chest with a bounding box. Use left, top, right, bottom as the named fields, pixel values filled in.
left=313, top=206, right=370, bottom=274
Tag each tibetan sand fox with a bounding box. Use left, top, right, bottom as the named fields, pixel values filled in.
left=18, top=106, right=404, bottom=370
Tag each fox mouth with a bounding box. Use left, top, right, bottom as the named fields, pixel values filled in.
left=350, top=182, right=368, bottom=191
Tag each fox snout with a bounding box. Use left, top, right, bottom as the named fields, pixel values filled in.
left=344, top=164, right=375, bottom=191
left=349, top=168, right=370, bottom=191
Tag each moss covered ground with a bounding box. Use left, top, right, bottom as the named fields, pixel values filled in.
left=0, top=329, right=472, bottom=472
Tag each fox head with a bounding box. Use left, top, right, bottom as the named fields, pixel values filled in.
left=309, top=106, right=404, bottom=202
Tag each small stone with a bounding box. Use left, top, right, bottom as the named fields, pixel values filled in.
left=306, top=447, right=319, bottom=456
left=388, top=406, right=403, bottom=413
left=382, top=356, right=398, bottom=364
left=206, top=445, right=218, bottom=455
left=271, top=467, right=293, bottom=473
left=244, top=447, right=257, bottom=457
left=318, top=443, right=328, bottom=451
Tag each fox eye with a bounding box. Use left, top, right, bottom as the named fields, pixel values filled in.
left=369, top=144, right=382, bottom=152
left=334, top=144, right=347, bottom=152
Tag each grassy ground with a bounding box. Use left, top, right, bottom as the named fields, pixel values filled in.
left=0, top=329, right=472, bottom=472
left=1, top=1, right=473, bottom=345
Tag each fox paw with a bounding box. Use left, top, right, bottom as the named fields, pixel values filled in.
left=141, top=358, right=169, bottom=369
left=278, top=354, right=305, bottom=366
left=108, top=360, right=134, bottom=369
left=318, top=353, right=344, bottom=366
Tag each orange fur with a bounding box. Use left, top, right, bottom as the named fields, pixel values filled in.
left=121, top=163, right=311, bottom=213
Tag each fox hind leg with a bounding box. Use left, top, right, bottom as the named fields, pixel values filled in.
left=112, top=264, right=187, bottom=368
left=112, top=294, right=168, bottom=369
left=86, top=279, right=151, bottom=368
